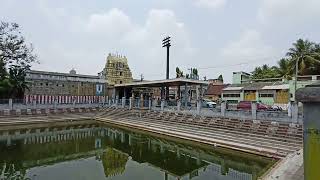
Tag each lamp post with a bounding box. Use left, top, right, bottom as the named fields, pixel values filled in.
left=162, top=36, right=171, bottom=100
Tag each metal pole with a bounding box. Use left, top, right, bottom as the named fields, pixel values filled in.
left=166, top=46, right=170, bottom=100
left=166, top=46, right=169, bottom=80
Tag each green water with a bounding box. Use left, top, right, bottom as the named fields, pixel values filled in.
left=0, top=122, right=275, bottom=180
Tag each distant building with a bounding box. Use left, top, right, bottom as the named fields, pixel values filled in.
left=207, top=79, right=223, bottom=85
left=222, top=71, right=320, bottom=109
left=103, top=53, right=133, bottom=85
left=24, top=69, right=107, bottom=104
left=205, top=84, right=229, bottom=102
left=232, top=71, right=251, bottom=84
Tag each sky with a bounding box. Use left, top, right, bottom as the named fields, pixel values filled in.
left=1, top=0, right=319, bottom=83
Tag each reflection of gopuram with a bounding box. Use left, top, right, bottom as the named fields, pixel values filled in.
left=102, top=148, right=128, bottom=177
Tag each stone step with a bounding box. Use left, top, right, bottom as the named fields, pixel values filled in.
left=136, top=113, right=302, bottom=144
left=121, top=117, right=299, bottom=154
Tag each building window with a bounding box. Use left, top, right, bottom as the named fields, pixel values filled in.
left=56, top=84, right=59, bottom=87
left=223, top=94, right=240, bottom=97
left=40, top=83, right=43, bottom=86
left=46, top=83, right=48, bottom=86
left=120, top=81, right=122, bottom=84
left=259, top=94, right=274, bottom=97
left=120, top=72, right=122, bottom=76
left=227, top=100, right=238, bottom=104
left=62, top=84, right=64, bottom=87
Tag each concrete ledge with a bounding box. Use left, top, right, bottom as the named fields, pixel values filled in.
left=262, top=149, right=303, bottom=180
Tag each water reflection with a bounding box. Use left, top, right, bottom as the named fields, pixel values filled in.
left=0, top=122, right=274, bottom=180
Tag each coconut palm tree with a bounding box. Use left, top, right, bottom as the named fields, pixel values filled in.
left=286, top=39, right=320, bottom=76
left=276, top=58, right=291, bottom=79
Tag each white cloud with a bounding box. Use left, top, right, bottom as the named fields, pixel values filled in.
left=87, top=8, right=133, bottom=36
left=258, top=0, right=320, bottom=26
left=212, top=29, right=280, bottom=82
left=221, top=29, right=274, bottom=60
left=194, top=0, right=226, bottom=9
left=29, top=7, right=195, bottom=79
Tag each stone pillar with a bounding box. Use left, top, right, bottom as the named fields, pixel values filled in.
left=296, top=83, right=320, bottom=180
left=292, top=102, right=299, bottom=123
left=177, top=99, right=181, bottom=112
left=129, top=97, right=133, bottom=110
left=8, top=99, right=13, bottom=110
left=161, top=100, right=165, bottom=111
left=115, top=95, right=119, bottom=106
left=251, top=101, right=257, bottom=120
left=54, top=99, right=57, bottom=109
left=122, top=97, right=125, bottom=108
left=184, top=83, right=188, bottom=108
left=221, top=101, right=226, bottom=117
left=197, top=100, right=201, bottom=115
left=140, top=93, right=144, bottom=108
left=287, top=101, right=292, bottom=117
left=148, top=98, right=152, bottom=110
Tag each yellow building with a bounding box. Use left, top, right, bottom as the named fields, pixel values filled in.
left=103, top=53, right=133, bottom=85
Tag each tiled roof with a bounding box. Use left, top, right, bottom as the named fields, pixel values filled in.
left=223, top=82, right=287, bottom=91
left=206, top=84, right=229, bottom=95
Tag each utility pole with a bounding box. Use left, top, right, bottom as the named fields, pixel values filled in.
left=162, top=36, right=171, bottom=100
left=294, top=56, right=299, bottom=101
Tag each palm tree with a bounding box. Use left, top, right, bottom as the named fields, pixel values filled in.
left=276, top=58, right=291, bottom=79
left=286, top=39, right=320, bottom=76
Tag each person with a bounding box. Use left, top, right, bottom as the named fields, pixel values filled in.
left=287, top=101, right=292, bottom=117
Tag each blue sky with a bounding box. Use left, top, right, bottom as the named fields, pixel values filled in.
left=1, top=0, right=319, bottom=82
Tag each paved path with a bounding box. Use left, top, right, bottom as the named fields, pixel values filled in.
left=262, top=149, right=303, bottom=180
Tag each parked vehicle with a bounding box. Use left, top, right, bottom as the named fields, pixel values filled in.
left=202, top=99, right=217, bottom=108
left=236, top=101, right=270, bottom=110
left=271, top=105, right=283, bottom=111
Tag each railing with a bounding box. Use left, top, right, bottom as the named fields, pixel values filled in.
left=0, top=97, right=302, bottom=124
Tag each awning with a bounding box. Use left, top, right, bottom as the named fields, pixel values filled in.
left=114, top=78, right=208, bottom=88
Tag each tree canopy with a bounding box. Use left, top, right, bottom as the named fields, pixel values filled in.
left=0, top=22, right=37, bottom=99
left=217, top=74, right=223, bottom=82
left=251, top=39, right=320, bottom=80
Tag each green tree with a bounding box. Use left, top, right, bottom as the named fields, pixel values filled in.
left=251, top=64, right=278, bottom=79
left=217, top=74, right=223, bottom=82
left=286, top=39, right=320, bottom=76
left=275, top=58, right=291, bottom=79
left=0, top=21, right=36, bottom=98
left=175, top=67, right=184, bottom=78
left=251, top=39, right=320, bottom=80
